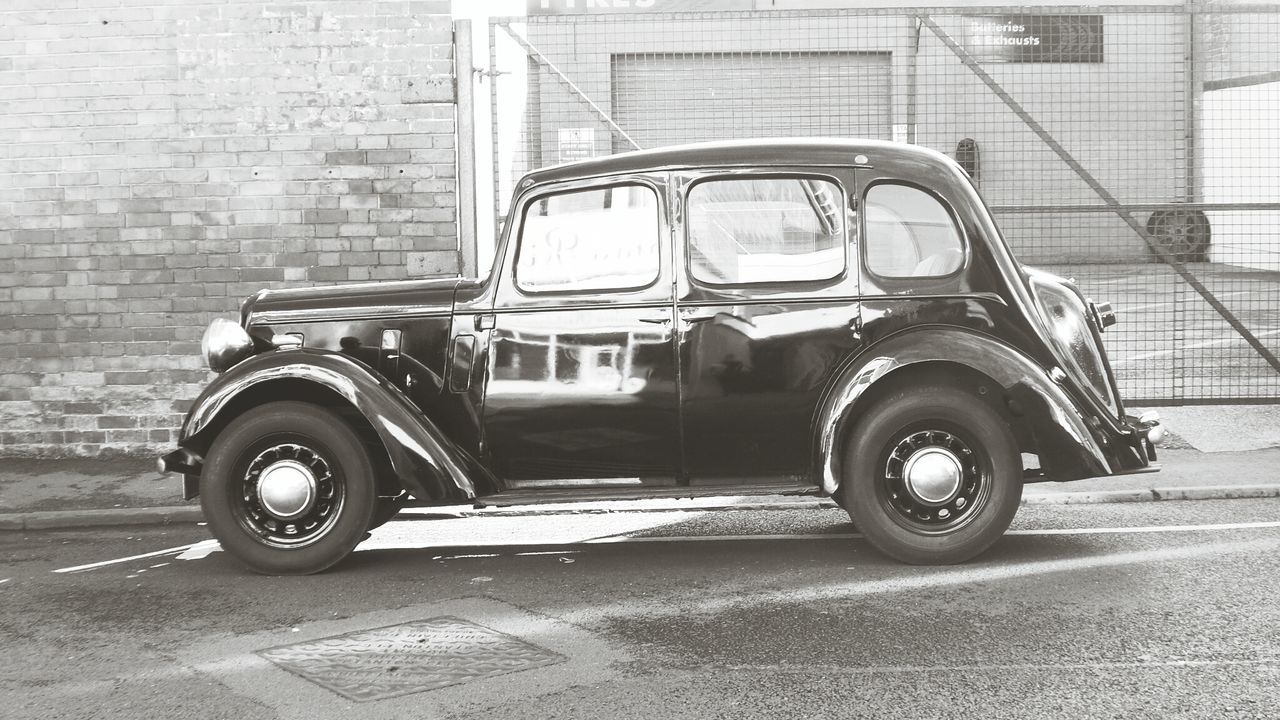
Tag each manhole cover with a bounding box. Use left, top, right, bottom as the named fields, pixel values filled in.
left=258, top=616, right=566, bottom=702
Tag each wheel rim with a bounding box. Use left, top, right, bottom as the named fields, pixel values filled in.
left=1152, top=209, right=1208, bottom=261
left=878, top=427, right=991, bottom=534
left=1162, top=212, right=1197, bottom=257
left=233, top=441, right=345, bottom=548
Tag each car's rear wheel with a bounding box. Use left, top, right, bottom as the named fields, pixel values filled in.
left=201, top=401, right=375, bottom=575
left=841, top=385, right=1022, bottom=565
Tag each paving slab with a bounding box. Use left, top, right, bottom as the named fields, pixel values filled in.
left=1135, top=405, right=1280, bottom=453
left=0, top=456, right=182, bottom=513
left=177, top=596, right=626, bottom=719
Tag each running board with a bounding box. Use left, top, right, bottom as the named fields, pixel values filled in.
left=475, top=484, right=822, bottom=508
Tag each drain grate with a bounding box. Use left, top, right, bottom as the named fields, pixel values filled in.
left=258, top=616, right=566, bottom=702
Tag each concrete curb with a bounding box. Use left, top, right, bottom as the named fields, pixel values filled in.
left=1021, top=484, right=1280, bottom=505
left=0, top=506, right=203, bottom=532
left=2, top=484, right=1279, bottom=531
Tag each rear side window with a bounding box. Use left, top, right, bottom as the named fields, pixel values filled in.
left=515, top=184, right=660, bottom=293
left=864, top=183, right=965, bottom=278
left=686, top=177, right=845, bottom=285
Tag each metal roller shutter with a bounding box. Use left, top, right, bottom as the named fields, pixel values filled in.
left=610, top=52, right=893, bottom=153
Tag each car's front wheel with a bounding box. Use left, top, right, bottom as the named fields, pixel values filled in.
left=841, top=384, right=1022, bottom=565
left=201, top=401, right=376, bottom=575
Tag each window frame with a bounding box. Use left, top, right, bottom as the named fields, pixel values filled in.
left=861, top=180, right=969, bottom=283
left=512, top=180, right=664, bottom=296
left=683, top=172, right=850, bottom=289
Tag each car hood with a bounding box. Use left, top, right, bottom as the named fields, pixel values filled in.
left=241, top=277, right=464, bottom=325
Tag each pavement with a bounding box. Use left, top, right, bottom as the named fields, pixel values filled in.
left=0, top=404, right=1277, bottom=532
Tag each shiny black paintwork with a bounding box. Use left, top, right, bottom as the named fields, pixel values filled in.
left=168, top=139, right=1155, bottom=505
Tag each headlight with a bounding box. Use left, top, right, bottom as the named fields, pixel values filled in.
left=1031, top=277, right=1118, bottom=414
left=201, top=317, right=254, bottom=373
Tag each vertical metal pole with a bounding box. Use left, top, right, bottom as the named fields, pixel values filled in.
left=1185, top=2, right=1202, bottom=206
left=489, top=21, right=503, bottom=242
left=454, top=20, right=479, bottom=279
left=1177, top=3, right=1202, bottom=402
left=906, top=15, right=922, bottom=144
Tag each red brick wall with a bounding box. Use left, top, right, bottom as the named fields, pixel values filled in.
left=0, top=0, right=459, bottom=457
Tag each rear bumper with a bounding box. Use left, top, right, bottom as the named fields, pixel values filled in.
left=1055, top=411, right=1160, bottom=482
left=1112, top=411, right=1162, bottom=473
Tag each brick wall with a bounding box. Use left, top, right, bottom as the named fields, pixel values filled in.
left=0, top=0, right=460, bottom=457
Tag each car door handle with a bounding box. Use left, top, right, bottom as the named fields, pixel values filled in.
left=679, top=312, right=718, bottom=324
left=639, top=317, right=672, bottom=326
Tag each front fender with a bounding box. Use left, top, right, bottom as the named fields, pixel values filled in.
left=815, top=326, right=1110, bottom=496
left=179, top=349, right=479, bottom=502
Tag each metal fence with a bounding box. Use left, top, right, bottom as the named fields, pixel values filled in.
left=486, top=5, right=1280, bottom=405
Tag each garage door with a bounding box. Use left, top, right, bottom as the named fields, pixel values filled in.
left=610, top=52, right=892, bottom=153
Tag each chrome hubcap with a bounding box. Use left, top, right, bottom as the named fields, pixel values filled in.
left=237, top=442, right=343, bottom=548
left=882, top=428, right=987, bottom=532
left=256, top=459, right=316, bottom=520
left=902, top=448, right=963, bottom=505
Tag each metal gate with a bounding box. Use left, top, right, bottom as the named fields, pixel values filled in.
left=485, top=5, right=1280, bottom=405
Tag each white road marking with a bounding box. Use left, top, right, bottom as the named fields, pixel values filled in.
left=708, top=657, right=1280, bottom=676
left=175, top=539, right=221, bottom=561
left=1118, top=289, right=1256, bottom=315
left=358, top=510, right=710, bottom=551
left=588, top=520, right=1280, bottom=544
left=1113, top=327, right=1280, bottom=364
left=588, top=532, right=859, bottom=544
left=564, top=538, right=1280, bottom=624
left=52, top=542, right=201, bottom=574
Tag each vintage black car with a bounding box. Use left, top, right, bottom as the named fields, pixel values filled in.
left=160, top=139, right=1163, bottom=574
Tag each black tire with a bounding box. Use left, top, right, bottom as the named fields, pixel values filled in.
left=841, top=385, right=1021, bottom=565
left=201, top=401, right=376, bottom=575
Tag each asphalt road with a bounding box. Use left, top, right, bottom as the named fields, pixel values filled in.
left=3, top=499, right=1280, bottom=719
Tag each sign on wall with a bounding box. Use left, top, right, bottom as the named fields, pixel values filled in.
left=558, top=128, right=597, bottom=162
left=966, top=15, right=1104, bottom=63
left=529, top=0, right=753, bottom=14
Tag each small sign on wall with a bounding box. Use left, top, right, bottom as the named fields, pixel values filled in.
left=966, top=15, right=1104, bottom=63
left=558, top=128, right=597, bottom=163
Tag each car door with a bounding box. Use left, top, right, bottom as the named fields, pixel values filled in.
left=481, top=176, right=679, bottom=487
left=675, top=169, right=864, bottom=485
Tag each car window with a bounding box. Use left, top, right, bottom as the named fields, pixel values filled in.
left=515, top=184, right=660, bottom=293
left=687, top=177, right=845, bottom=285
left=865, top=183, right=964, bottom=278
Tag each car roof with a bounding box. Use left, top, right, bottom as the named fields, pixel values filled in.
left=520, top=138, right=957, bottom=187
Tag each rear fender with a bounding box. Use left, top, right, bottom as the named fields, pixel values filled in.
left=815, top=327, right=1109, bottom=495
left=176, top=349, right=482, bottom=502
